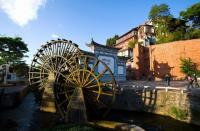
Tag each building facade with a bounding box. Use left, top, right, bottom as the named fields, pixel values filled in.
left=114, top=22, right=155, bottom=79
left=87, top=40, right=127, bottom=81
left=115, top=22, right=155, bottom=50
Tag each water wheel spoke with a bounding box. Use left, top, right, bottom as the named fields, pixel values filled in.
left=97, top=100, right=108, bottom=108
left=83, top=71, right=91, bottom=85
left=61, top=42, right=67, bottom=55
left=85, top=83, right=99, bottom=89
left=48, top=55, right=56, bottom=71
left=81, top=60, right=86, bottom=83
left=57, top=57, right=65, bottom=69
left=97, top=68, right=108, bottom=79
left=66, top=43, right=73, bottom=57
left=100, top=91, right=113, bottom=96
left=29, top=72, right=49, bottom=74
left=58, top=99, right=68, bottom=107
left=30, top=76, right=42, bottom=79
left=84, top=78, right=95, bottom=87
left=31, top=66, right=42, bottom=71
left=91, top=60, right=99, bottom=72
left=39, top=57, right=53, bottom=71
left=40, top=65, right=52, bottom=73
left=66, top=77, right=78, bottom=87
left=31, top=77, right=48, bottom=85
left=69, top=72, right=80, bottom=86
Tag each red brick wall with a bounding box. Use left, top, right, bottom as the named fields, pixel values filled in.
left=133, top=39, right=200, bottom=80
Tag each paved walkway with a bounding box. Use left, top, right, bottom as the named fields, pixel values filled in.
left=118, top=80, right=200, bottom=94
left=118, top=80, right=188, bottom=88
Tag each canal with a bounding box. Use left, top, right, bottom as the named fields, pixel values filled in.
left=0, top=92, right=200, bottom=131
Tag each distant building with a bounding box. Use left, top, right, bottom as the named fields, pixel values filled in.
left=0, top=63, right=17, bottom=84
left=115, top=22, right=156, bottom=49
left=115, top=22, right=156, bottom=58
left=114, top=21, right=156, bottom=79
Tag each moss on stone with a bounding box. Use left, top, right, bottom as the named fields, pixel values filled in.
left=43, top=124, right=100, bottom=131
left=170, top=106, right=188, bottom=120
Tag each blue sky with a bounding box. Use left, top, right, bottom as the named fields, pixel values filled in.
left=0, top=0, right=199, bottom=64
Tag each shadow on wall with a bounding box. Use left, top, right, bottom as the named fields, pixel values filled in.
left=114, top=88, right=157, bottom=113
left=153, top=60, right=176, bottom=80
left=131, top=45, right=151, bottom=80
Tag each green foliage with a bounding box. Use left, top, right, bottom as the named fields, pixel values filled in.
left=13, top=62, right=29, bottom=77
left=106, top=35, right=119, bottom=47
left=170, top=106, right=188, bottom=120
left=180, top=57, right=199, bottom=76
left=180, top=2, right=200, bottom=27
left=0, top=36, right=29, bottom=64
left=185, top=28, right=200, bottom=39
left=128, top=40, right=137, bottom=48
left=148, top=3, right=200, bottom=44
left=149, top=3, right=174, bottom=43
left=149, top=3, right=172, bottom=21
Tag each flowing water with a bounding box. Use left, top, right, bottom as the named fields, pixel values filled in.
left=0, top=92, right=39, bottom=131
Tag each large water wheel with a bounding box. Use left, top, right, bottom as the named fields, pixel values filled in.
left=54, top=55, right=116, bottom=121
left=29, top=39, right=81, bottom=90
left=29, top=39, right=82, bottom=112
left=29, top=39, right=116, bottom=123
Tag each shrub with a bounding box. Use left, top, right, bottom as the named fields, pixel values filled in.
left=180, top=57, right=199, bottom=76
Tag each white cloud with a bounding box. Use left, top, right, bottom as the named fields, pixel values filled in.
left=51, top=34, right=59, bottom=39
left=0, top=0, right=47, bottom=27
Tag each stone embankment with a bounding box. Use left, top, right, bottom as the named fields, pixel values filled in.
left=0, top=84, right=29, bottom=107
left=114, top=85, right=200, bottom=126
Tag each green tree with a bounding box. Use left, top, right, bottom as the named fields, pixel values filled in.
left=180, top=2, right=200, bottom=27
left=106, top=35, right=119, bottom=47
left=180, top=57, right=199, bottom=76
left=185, top=28, right=200, bottom=39
left=128, top=40, right=137, bottom=48
left=149, top=3, right=172, bottom=21
left=0, top=36, right=28, bottom=64
left=149, top=3, right=173, bottom=43
left=13, top=62, right=29, bottom=77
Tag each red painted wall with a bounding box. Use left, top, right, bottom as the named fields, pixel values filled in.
left=132, top=39, right=200, bottom=80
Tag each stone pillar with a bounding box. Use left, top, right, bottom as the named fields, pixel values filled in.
left=65, top=87, right=87, bottom=123
left=40, top=72, right=56, bottom=113
left=3, top=64, right=9, bottom=84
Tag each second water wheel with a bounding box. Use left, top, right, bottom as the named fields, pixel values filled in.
left=54, top=55, right=117, bottom=121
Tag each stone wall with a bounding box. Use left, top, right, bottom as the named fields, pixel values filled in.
left=113, top=89, right=200, bottom=125
left=132, top=39, right=200, bottom=80
left=1, top=85, right=29, bottom=107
